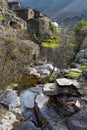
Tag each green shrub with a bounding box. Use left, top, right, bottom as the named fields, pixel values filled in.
left=74, top=20, right=87, bottom=54
left=74, top=19, right=87, bottom=36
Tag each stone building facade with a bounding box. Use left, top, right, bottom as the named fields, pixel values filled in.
left=8, top=1, right=21, bottom=10
left=15, top=8, right=34, bottom=21
left=8, top=1, right=52, bottom=38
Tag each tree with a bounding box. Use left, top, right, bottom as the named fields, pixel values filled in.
left=40, top=29, right=75, bottom=81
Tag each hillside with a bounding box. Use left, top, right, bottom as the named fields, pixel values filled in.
left=17, top=0, right=87, bottom=25
left=1, top=1, right=87, bottom=130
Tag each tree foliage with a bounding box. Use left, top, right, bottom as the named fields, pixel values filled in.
left=74, top=19, right=87, bottom=53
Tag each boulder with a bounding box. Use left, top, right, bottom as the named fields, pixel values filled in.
left=0, top=89, right=20, bottom=109
left=20, top=90, right=37, bottom=109
left=22, top=121, right=41, bottom=130
left=35, top=63, right=58, bottom=78
left=20, top=90, right=39, bottom=125
left=21, top=109, right=38, bottom=125
left=69, top=68, right=81, bottom=73
left=82, top=70, right=87, bottom=79
left=67, top=107, right=87, bottom=130
left=43, top=79, right=81, bottom=97
left=56, top=78, right=79, bottom=88
left=35, top=93, right=49, bottom=109
left=43, top=83, right=58, bottom=96
left=50, top=96, right=80, bottom=116
left=76, top=49, right=87, bottom=60
left=79, top=70, right=87, bottom=82
left=35, top=94, right=68, bottom=130
left=0, top=111, right=19, bottom=130
left=30, top=85, right=43, bottom=94
left=79, top=59, right=87, bottom=64
left=75, top=49, right=87, bottom=64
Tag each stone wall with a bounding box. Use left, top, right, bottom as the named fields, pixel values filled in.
left=8, top=2, right=21, bottom=10
left=7, top=1, right=52, bottom=39
left=27, top=19, right=39, bottom=35
left=27, top=18, right=52, bottom=37
left=15, top=8, right=34, bottom=21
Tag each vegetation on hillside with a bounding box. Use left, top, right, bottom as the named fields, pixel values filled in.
left=74, top=19, right=87, bottom=53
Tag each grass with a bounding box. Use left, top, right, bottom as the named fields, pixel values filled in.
left=80, top=65, right=87, bottom=71
left=0, top=15, right=6, bottom=21
left=42, top=39, right=59, bottom=47
left=67, top=72, right=81, bottom=78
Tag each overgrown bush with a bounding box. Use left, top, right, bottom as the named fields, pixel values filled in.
left=0, top=34, right=39, bottom=90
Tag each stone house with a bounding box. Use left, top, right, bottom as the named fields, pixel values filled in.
left=7, top=1, right=52, bottom=38
left=8, top=1, right=21, bottom=10
left=15, top=7, right=51, bottom=37
left=27, top=17, right=51, bottom=37
left=15, top=8, right=35, bottom=21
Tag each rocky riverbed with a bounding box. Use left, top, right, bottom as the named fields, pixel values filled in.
left=0, top=76, right=87, bottom=130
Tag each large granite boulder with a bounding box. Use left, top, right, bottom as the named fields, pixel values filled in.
left=67, top=107, right=87, bottom=130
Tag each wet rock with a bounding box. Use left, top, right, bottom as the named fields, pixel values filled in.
left=43, top=83, right=58, bottom=96
left=0, top=89, right=20, bottom=109
left=22, top=121, right=41, bottom=130
left=67, top=107, right=87, bottom=130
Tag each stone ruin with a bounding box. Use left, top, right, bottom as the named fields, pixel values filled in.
left=7, top=1, right=52, bottom=38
